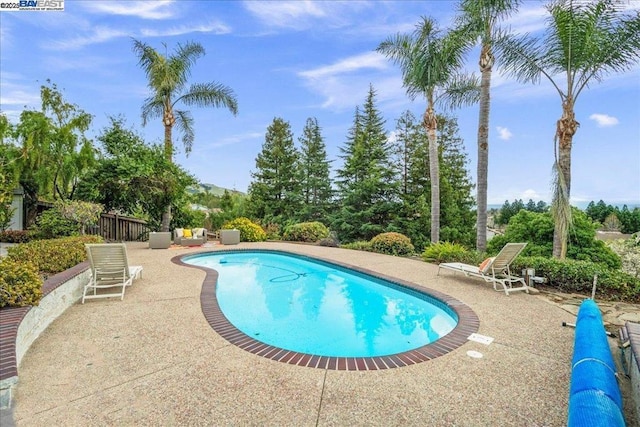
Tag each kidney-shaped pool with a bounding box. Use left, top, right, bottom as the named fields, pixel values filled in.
left=178, top=250, right=478, bottom=370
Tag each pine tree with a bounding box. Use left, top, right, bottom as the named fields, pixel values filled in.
left=333, top=85, right=399, bottom=242
left=247, top=117, right=301, bottom=223
left=438, top=115, right=476, bottom=247
left=390, top=113, right=475, bottom=250
left=298, top=117, right=333, bottom=222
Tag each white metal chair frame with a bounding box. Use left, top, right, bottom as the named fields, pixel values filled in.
left=437, top=242, right=529, bottom=296
left=83, top=243, right=143, bottom=303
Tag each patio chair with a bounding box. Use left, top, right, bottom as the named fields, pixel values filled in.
left=82, top=243, right=143, bottom=303
left=437, top=242, right=529, bottom=295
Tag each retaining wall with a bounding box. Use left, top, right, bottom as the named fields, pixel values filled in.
left=0, top=262, right=90, bottom=409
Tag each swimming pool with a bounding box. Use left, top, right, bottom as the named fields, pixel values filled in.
left=177, top=249, right=478, bottom=370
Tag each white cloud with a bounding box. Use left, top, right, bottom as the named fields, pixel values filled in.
left=141, top=21, right=231, bottom=37
left=505, top=5, right=548, bottom=35
left=589, top=113, right=619, bottom=127
left=496, top=126, right=513, bottom=141
left=299, top=52, right=388, bottom=80
left=243, top=0, right=326, bottom=29
left=46, top=26, right=130, bottom=50
left=243, top=0, right=372, bottom=31
left=297, top=52, right=401, bottom=110
left=82, top=0, right=176, bottom=20
left=0, top=86, right=40, bottom=107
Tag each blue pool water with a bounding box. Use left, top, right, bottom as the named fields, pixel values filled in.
left=184, top=251, right=457, bottom=357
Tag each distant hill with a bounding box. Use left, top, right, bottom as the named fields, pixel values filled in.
left=187, top=183, right=245, bottom=197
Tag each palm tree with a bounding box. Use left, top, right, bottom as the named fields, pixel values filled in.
left=378, top=17, right=480, bottom=243
left=132, top=39, right=238, bottom=231
left=455, top=0, right=521, bottom=252
left=498, top=0, right=640, bottom=258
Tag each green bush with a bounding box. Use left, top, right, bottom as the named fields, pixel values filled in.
left=511, top=256, right=640, bottom=302
left=369, top=232, right=415, bottom=256
left=262, top=223, right=281, bottom=240
left=0, top=230, right=34, bottom=243
left=33, top=208, right=80, bottom=239
left=488, top=208, right=621, bottom=269
left=422, top=241, right=481, bottom=264
left=7, top=235, right=103, bottom=277
left=0, top=257, right=43, bottom=308
left=340, top=241, right=373, bottom=251
left=221, top=217, right=266, bottom=242
left=282, top=221, right=330, bottom=243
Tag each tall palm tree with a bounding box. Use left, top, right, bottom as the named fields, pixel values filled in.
left=498, top=0, right=640, bottom=258
left=455, top=0, right=521, bottom=252
left=132, top=39, right=238, bottom=231
left=378, top=17, right=480, bottom=243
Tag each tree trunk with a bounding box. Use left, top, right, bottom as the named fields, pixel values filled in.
left=424, top=102, right=439, bottom=244
left=552, top=98, right=578, bottom=258
left=161, top=110, right=175, bottom=232
left=476, top=43, right=494, bottom=252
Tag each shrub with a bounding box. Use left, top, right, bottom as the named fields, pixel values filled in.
left=422, top=241, right=481, bottom=264
left=33, top=208, right=80, bottom=239
left=262, top=223, right=281, bottom=240
left=221, top=217, right=266, bottom=242
left=0, top=257, right=43, bottom=308
left=282, top=222, right=330, bottom=243
left=369, top=232, right=415, bottom=256
left=487, top=208, right=621, bottom=269
left=511, top=256, right=640, bottom=303
left=607, top=236, right=640, bottom=278
left=340, top=241, right=373, bottom=252
left=7, top=235, right=103, bottom=277
left=0, top=229, right=33, bottom=243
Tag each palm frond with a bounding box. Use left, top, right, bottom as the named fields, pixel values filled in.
left=436, top=73, right=481, bottom=111
left=177, top=83, right=239, bottom=115
left=140, top=96, right=164, bottom=126
left=173, top=110, right=195, bottom=155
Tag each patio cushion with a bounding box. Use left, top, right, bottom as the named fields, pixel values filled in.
left=183, top=229, right=193, bottom=238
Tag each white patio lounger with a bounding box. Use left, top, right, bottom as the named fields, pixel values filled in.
left=82, top=243, right=143, bottom=303
left=437, top=242, right=529, bottom=295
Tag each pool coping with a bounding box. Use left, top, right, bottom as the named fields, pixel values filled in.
left=172, top=248, right=479, bottom=371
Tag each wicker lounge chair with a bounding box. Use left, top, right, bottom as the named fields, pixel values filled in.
left=437, top=242, right=529, bottom=295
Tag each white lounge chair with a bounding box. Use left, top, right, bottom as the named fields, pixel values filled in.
left=82, top=243, right=143, bottom=303
left=437, top=242, right=529, bottom=295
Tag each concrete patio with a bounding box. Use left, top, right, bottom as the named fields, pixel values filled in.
left=7, top=242, right=596, bottom=425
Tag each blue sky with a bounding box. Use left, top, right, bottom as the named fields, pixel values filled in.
left=1, top=0, right=639, bottom=205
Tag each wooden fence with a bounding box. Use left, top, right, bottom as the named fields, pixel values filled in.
left=87, top=213, right=150, bottom=242
left=34, top=202, right=151, bottom=242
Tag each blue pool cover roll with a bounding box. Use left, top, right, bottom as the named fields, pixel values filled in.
left=567, top=299, right=624, bottom=427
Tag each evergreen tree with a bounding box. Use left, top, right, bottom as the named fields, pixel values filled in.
left=247, top=117, right=301, bottom=223
left=298, top=117, right=333, bottom=222
left=438, top=115, right=475, bottom=247
left=333, top=86, right=398, bottom=242
left=390, top=113, right=475, bottom=250
left=390, top=110, right=431, bottom=250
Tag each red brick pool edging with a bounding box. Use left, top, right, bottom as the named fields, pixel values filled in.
left=172, top=249, right=479, bottom=371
